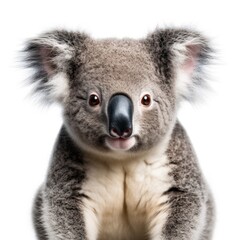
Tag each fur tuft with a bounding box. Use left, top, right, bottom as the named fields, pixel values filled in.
left=145, top=28, right=214, bottom=102
left=23, top=30, right=88, bottom=103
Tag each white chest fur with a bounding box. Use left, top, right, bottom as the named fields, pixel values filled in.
left=80, top=153, right=173, bottom=240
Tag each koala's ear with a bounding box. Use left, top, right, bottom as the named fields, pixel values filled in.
left=146, top=28, right=213, bottom=102
left=23, top=30, right=88, bottom=103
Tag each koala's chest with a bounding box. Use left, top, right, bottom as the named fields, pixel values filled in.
left=81, top=155, right=173, bottom=240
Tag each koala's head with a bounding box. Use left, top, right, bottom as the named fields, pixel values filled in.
left=24, top=28, right=211, bottom=158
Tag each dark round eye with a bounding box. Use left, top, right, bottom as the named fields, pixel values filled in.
left=89, top=94, right=100, bottom=106
left=141, top=94, right=151, bottom=106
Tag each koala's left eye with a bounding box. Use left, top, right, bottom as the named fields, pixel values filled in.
left=89, top=94, right=100, bottom=107
left=141, top=94, right=151, bottom=106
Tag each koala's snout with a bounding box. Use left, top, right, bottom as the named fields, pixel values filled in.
left=107, top=94, right=133, bottom=138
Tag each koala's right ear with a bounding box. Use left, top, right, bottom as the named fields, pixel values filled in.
left=23, top=30, right=88, bottom=103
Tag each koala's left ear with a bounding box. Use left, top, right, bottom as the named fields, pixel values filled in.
left=23, top=30, right=88, bottom=104
left=145, top=28, right=213, bottom=102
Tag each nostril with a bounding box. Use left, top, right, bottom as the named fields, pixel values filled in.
left=112, top=128, right=118, bottom=134
left=110, top=128, right=120, bottom=138
left=123, top=128, right=132, bottom=138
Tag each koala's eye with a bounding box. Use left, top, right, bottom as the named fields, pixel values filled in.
left=141, top=94, right=151, bottom=106
left=89, top=94, right=100, bottom=107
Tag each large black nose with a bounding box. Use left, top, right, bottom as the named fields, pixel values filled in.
left=107, top=94, right=133, bottom=138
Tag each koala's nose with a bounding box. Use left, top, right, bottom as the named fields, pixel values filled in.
left=107, top=94, right=133, bottom=138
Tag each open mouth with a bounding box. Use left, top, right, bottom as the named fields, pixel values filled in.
left=105, top=136, right=136, bottom=151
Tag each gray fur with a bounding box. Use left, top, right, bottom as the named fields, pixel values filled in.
left=24, top=27, right=215, bottom=239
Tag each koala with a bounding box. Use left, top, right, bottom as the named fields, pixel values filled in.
left=24, top=28, right=215, bottom=240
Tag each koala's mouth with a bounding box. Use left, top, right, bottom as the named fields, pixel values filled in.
left=105, top=136, right=136, bottom=151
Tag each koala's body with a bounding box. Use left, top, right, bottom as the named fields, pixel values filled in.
left=24, top=28, right=215, bottom=240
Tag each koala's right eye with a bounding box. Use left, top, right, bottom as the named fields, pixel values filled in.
left=88, top=94, right=100, bottom=107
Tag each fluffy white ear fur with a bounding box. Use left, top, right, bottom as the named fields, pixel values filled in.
left=35, top=38, right=74, bottom=73
left=172, top=38, right=210, bottom=102
left=24, top=33, right=76, bottom=104
left=45, top=72, right=69, bottom=103
left=38, top=38, right=73, bottom=103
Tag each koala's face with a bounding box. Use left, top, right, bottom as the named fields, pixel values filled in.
left=63, top=39, right=175, bottom=154
left=24, top=29, right=211, bottom=157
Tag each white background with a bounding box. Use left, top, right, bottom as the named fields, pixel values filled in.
left=0, top=0, right=239, bottom=239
